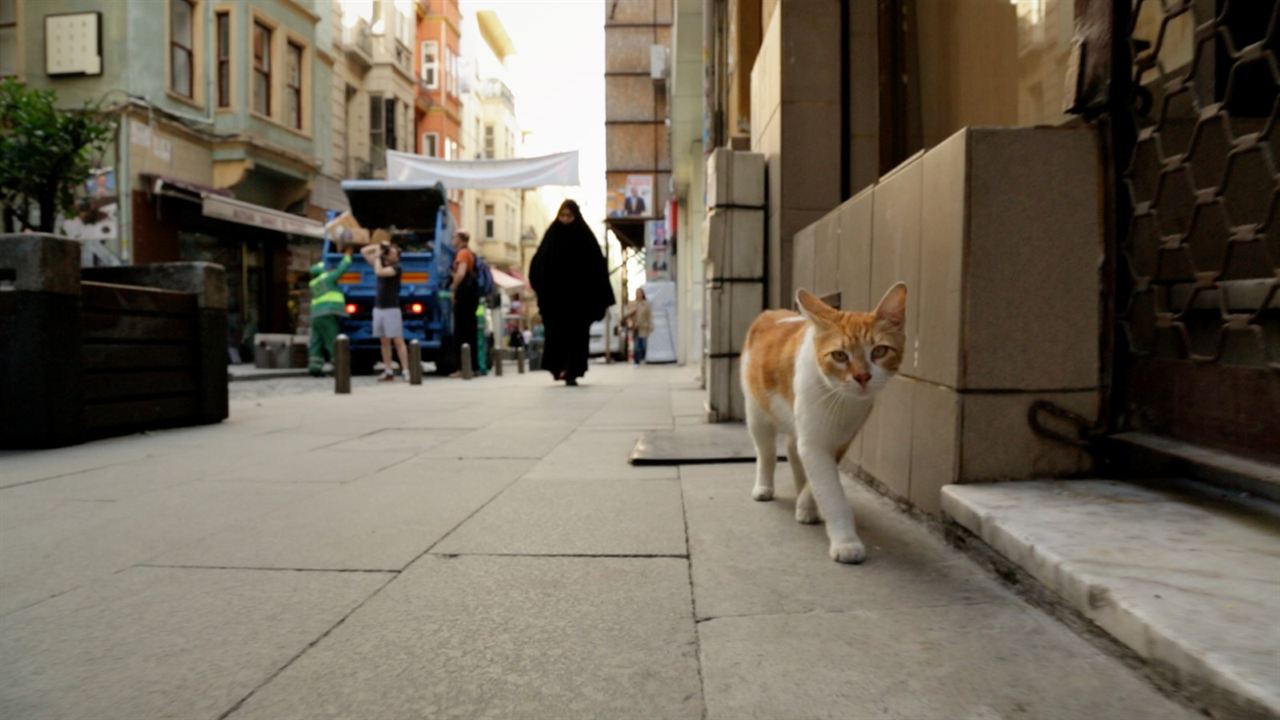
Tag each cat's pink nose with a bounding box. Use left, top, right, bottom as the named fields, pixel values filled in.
left=853, top=372, right=872, bottom=387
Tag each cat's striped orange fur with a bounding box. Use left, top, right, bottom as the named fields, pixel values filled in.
left=740, top=285, right=907, bottom=563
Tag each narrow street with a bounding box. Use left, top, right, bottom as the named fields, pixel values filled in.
left=0, top=365, right=1197, bottom=720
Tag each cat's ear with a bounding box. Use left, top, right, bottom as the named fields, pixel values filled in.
left=873, top=282, right=907, bottom=327
left=797, top=289, right=838, bottom=326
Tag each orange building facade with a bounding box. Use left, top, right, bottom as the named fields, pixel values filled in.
left=415, top=0, right=463, bottom=218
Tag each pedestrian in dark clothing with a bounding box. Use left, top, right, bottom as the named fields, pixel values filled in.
left=529, top=199, right=615, bottom=386
left=450, top=229, right=480, bottom=376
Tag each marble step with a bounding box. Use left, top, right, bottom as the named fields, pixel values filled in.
left=942, top=479, right=1280, bottom=720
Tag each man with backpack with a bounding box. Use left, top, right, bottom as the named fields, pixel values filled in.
left=449, top=229, right=484, bottom=376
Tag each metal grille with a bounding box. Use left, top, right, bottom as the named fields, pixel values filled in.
left=1115, top=0, right=1280, bottom=459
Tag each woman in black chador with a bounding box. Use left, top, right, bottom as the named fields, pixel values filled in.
left=529, top=200, right=615, bottom=386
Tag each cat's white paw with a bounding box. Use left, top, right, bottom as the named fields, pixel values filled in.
left=795, top=499, right=821, bottom=524
left=751, top=486, right=774, bottom=501
left=829, top=541, right=867, bottom=564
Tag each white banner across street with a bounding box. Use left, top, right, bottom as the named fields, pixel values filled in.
left=385, top=149, right=580, bottom=189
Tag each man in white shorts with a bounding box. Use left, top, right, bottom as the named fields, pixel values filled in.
left=363, top=236, right=411, bottom=381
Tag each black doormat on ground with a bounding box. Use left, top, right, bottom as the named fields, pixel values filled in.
left=629, top=424, right=786, bottom=465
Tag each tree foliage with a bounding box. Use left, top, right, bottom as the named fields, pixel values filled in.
left=0, top=79, right=116, bottom=233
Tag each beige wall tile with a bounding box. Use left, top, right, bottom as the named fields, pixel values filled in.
left=749, top=7, right=781, bottom=150
left=780, top=208, right=828, bottom=308
left=915, top=129, right=966, bottom=388
left=706, top=207, right=766, bottom=280
left=856, top=376, right=914, bottom=500
left=780, top=102, right=841, bottom=212
left=707, top=280, right=764, bottom=356
left=813, top=213, right=838, bottom=299
left=963, top=128, right=1101, bottom=391
left=871, top=152, right=924, bottom=376
left=958, top=390, right=1098, bottom=480
left=707, top=148, right=766, bottom=209
left=835, top=187, right=874, bottom=313
left=908, top=381, right=961, bottom=514
left=792, top=223, right=816, bottom=299
left=779, top=0, right=841, bottom=105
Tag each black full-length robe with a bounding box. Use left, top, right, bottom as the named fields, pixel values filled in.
left=529, top=201, right=615, bottom=381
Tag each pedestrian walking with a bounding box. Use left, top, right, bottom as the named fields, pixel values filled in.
left=362, top=235, right=412, bottom=382
left=529, top=200, right=615, bottom=386
left=623, top=287, right=653, bottom=365
left=449, top=229, right=481, bottom=376
left=307, top=243, right=354, bottom=376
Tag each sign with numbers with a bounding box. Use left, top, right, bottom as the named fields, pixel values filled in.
left=45, top=12, right=102, bottom=76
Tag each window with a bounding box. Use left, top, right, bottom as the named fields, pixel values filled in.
left=445, top=138, right=455, bottom=160
left=421, top=41, right=438, bottom=89
left=422, top=132, right=439, bottom=157
left=370, top=94, right=385, bottom=168
left=170, top=0, right=195, bottom=98
left=286, top=41, right=303, bottom=129
left=215, top=11, right=230, bottom=107
left=0, top=0, right=18, bottom=77
left=253, top=22, right=272, bottom=115
left=483, top=124, right=494, bottom=159
left=484, top=203, right=495, bottom=239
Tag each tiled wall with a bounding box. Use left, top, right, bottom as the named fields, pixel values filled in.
left=795, top=127, right=1104, bottom=513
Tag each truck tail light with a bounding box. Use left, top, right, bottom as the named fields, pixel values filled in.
left=345, top=303, right=357, bottom=314
left=409, top=302, right=424, bottom=314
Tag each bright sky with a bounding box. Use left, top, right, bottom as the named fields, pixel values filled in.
left=460, top=1, right=607, bottom=243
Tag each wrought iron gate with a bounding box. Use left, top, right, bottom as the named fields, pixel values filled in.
left=1110, top=0, right=1280, bottom=463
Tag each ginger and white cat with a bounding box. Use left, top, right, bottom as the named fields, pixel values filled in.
left=740, top=283, right=907, bottom=564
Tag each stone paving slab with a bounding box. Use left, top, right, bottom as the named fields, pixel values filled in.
left=226, top=556, right=702, bottom=720
left=698, top=601, right=1199, bottom=720
left=219, top=447, right=418, bottom=484
left=681, top=464, right=1001, bottom=618
left=0, top=566, right=388, bottom=720
left=418, top=420, right=578, bottom=459
left=523, top=428, right=679, bottom=481
left=432, top=477, right=688, bottom=556
left=0, top=481, right=321, bottom=616
left=153, top=468, right=517, bottom=571
left=943, top=479, right=1280, bottom=719
left=318, top=428, right=470, bottom=453
left=361, top=456, right=536, bottom=485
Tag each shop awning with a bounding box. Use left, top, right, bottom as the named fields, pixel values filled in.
left=148, top=175, right=324, bottom=239
left=491, top=268, right=525, bottom=291
left=201, top=195, right=325, bottom=238
left=385, top=149, right=580, bottom=189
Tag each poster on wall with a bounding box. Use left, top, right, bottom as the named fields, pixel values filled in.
left=57, top=167, right=118, bottom=249
left=645, top=220, right=672, bottom=282
left=610, top=174, right=654, bottom=218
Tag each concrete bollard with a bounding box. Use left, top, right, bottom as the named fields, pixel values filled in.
left=408, top=340, right=422, bottom=385
left=335, top=334, right=351, bottom=394
left=460, top=342, right=473, bottom=380
left=517, top=347, right=526, bottom=374
left=494, top=347, right=503, bottom=376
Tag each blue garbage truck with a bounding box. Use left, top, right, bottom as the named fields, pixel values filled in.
left=322, top=181, right=460, bottom=375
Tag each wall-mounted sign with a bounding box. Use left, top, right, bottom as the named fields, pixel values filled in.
left=45, top=12, right=102, bottom=76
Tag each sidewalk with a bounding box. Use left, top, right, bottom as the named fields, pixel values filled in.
left=0, top=365, right=1198, bottom=719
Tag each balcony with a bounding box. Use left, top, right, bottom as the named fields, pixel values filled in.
left=343, top=19, right=373, bottom=68
left=477, top=79, right=515, bottom=114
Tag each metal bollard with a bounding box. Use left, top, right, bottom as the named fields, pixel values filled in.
left=517, top=347, right=526, bottom=374
left=460, top=342, right=473, bottom=380
left=334, top=334, right=351, bottom=394
left=494, top=347, right=503, bottom=376
left=408, top=340, right=422, bottom=385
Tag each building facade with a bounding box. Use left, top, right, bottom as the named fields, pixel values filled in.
left=457, top=9, right=521, bottom=273
left=3, top=0, right=341, bottom=355
left=414, top=0, right=462, bottom=217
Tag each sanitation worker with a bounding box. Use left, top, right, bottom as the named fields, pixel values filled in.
left=308, top=242, right=355, bottom=376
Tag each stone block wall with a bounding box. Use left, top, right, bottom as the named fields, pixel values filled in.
left=792, top=128, right=1104, bottom=513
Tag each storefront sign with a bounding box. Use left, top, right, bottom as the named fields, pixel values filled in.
left=201, top=195, right=324, bottom=238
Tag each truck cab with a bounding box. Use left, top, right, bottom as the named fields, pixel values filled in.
left=322, top=181, right=459, bottom=374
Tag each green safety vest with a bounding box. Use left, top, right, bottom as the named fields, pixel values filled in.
left=310, top=254, right=352, bottom=318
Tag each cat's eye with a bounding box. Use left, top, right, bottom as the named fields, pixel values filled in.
left=871, top=346, right=892, bottom=361
left=829, top=350, right=849, bottom=363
